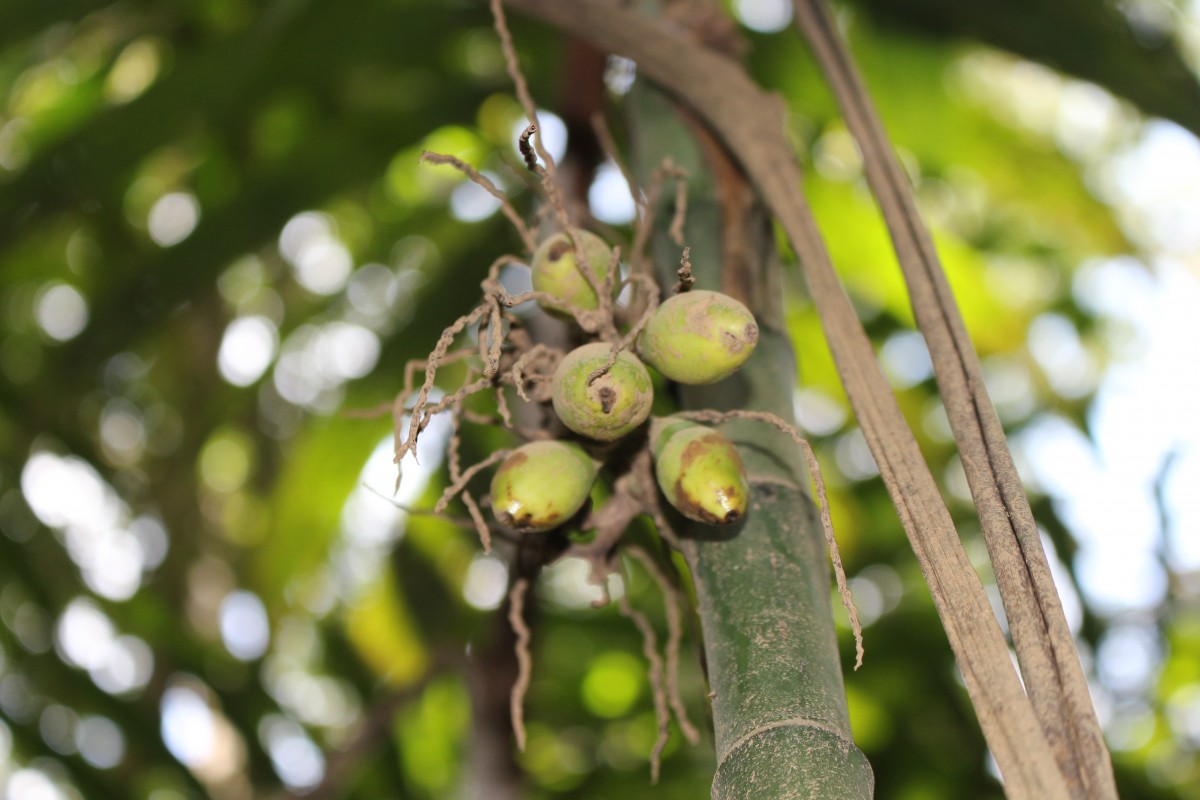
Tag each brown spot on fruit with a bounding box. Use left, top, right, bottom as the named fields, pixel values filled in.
left=598, top=386, right=616, bottom=414
left=679, top=439, right=706, bottom=469
left=509, top=510, right=547, bottom=532
left=672, top=476, right=720, bottom=525
left=547, top=240, right=569, bottom=261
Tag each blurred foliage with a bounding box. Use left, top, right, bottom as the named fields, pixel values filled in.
left=1, top=0, right=1198, bottom=798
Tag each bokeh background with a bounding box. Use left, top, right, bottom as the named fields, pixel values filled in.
left=2, top=0, right=1200, bottom=798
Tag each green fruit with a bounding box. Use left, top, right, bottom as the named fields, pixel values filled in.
left=639, top=290, right=758, bottom=384
left=651, top=418, right=749, bottom=525
left=552, top=343, right=653, bottom=441
left=490, top=440, right=597, bottom=533
left=530, top=230, right=615, bottom=317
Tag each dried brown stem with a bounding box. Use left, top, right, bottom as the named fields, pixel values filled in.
left=675, top=246, right=695, bottom=293
left=510, top=344, right=564, bottom=402
left=397, top=305, right=490, bottom=466
left=494, top=383, right=513, bottom=429
left=491, top=0, right=573, bottom=235
left=633, top=449, right=685, bottom=554
left=462, top=490, right=494, bottom=553
left=477, top=316, right=494, bottom=376
left=443, top=393, right=497, bottom=552
left=587, top=273, right=661, bottom=385
left=419, top=377, right=493, bottom=423
left=563, top=236, right=621, bottom=343
left=518, top=124, right=541, bottom=173
left=619, top=272, right=662, bottom=336
left=591, top=111, right=645, bottom=210
left=448, top=421, right=464, bottom=485
left=460, top=409, right=548, bottom=441
left=626, top=545, right=701, bottom=745
left=435, top=448, right=513, bottom=513
left=644, top=491, right=683, bottom=554
left=483, top=253, right=529, bottom=288
left=665, top=160, right=689, bottom=247
left=359, top=483, right=517, bottom=545
left=344, top=348, right=477, bottom=422
left=800, top=435, right=863, bottom=669
left=598, top=244, right=621, bottom=332
left=501, top=289, right=608, bottom=335
left=630, top=157, right=689, bottom=277
left=420, top=150, right=537, bottom=252
left=618, top=589, right=671, bottom=784
left=483, top=301, right=505, bottom=378
left=566, top=453, right=648, bottom=565
left=508, top=578, right=533, bottom=751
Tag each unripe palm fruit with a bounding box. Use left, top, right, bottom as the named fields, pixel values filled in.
left=651, top=418, right=749, bottom=525
left=639, top=290, right=759, bottom=384
left=530, top=230, right=614, bottom=317
left=552, top=343, right=653, bottom=441
left=490, top=440, right=597, bottom=533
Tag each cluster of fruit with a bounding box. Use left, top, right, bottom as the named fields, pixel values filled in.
left=488, top=229, right=761, bottom=536
left=390, top=5, right=861, bottom=772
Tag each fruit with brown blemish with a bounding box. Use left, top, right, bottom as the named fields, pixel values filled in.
left=490, top=440, right=597, bottom=533
left=638, top=290, right=759, bottom=384
left=551, top=343, right=654, bottom=441
left=651, top=418, right=749, bottom=525
left=530, top=230, right=615, bottom=317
